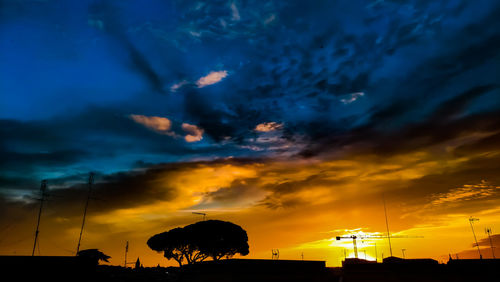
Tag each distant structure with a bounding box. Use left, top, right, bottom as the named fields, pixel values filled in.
left=135, top=257, right=142, bottom=269
left=336, top=234, right=421, bottom=259
left=272, top=249, right=280, bottom=260
left=192, top=212, right=207, bottom=221
left=32, top=180, right=48, bottom=256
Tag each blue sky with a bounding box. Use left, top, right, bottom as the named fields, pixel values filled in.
left=1, top=0, right=499, bottom=192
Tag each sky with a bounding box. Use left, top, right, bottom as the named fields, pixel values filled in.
left=1, top=0, right=500, bottom=267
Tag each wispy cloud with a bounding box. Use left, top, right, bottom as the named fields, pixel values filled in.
left=340, top=92, right=365, bottom=104
left=196, top=70, right=228, bottom=88
left=182, top=123, right=204, bottom=142
left=429, top=180, right=499, bottom=207
left=170, top=80, right=188, bottom=92
left=231, top=2, right=240, bottom=21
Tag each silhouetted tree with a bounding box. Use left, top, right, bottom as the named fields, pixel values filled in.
left=147, top=220, right=249, bottom=266
left=147, top=227, right=189, bottom=267
left=186, top=220, right=249, bottom=261
left=77, top=249, right=111, bottom=266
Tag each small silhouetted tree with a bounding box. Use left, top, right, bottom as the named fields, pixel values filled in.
left=77, top=249, right=111, bottom=266
left=147, top=220, right=249, bottom=266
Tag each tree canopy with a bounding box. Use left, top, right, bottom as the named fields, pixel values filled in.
left=147, top=220, right=249, bottom=266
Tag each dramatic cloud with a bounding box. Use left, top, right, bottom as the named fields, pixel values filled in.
left=182, top=123, right=204, bottom=142
left=196, top=70, right=228, bottom=88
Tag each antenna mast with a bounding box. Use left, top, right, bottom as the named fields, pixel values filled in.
left=383, top=194, right=393, bottom=257
left=32, top=180, right=48, bottom=256
left=192, top=212, right=207, bottom=221
left=485, top=227, right=495, bottom=259
left=124, top=241, right=129, bottom=267
left=76, top=172, right=94, bottom=255
left=469, top=217, right=482, bottom=259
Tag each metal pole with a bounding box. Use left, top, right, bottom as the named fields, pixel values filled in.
left=352, top=236, right=358, bottom=259
left=76, top=172, right=94, bottom=255
left=32, top=180, right=47, bottom=256
left=469, top=217, right=482, bottom=259
left=485, top=228, right=495, bottom=259
left=383, top=195, right=393, bottom=257
left=125, top=241, right=129, bottom=267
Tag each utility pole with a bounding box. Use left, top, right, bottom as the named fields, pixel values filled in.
left=469, top=217, right=482, bottom=259
left=401, top=249, right=406, bottom=259
left=32, top=180, right=48, bottom=256
left=485, top=228, right=495, bottom=259
left=76, top=172, right=94, bottom=255
left=374, top=242, right=378, bottom=262
left=383, top=195, right=393, bottom=257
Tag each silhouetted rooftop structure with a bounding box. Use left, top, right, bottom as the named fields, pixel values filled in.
left=0, top=255, right=95, bottom=282
left=182, top=258, right=330, bottom=282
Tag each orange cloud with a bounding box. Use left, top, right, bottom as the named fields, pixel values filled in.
left=196, top=70, right=228, bottom=88
left=130, top=114, right=172, bottom=132
left=254, top=122, right=283, bottom=132
left=182, top=123, right=204, bottom=142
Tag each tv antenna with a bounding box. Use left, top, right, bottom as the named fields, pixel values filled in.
left=76, top=172, right=94, bottom=255
left=192, top=212, right=206, bottom=221
left=32, top=180, right=48, bottom=256
left=469, top=216, right=482, bottom=259
left=485, top=227, right=495, bottom=259
left=383, top=194, right=393, bottom=257
left=124, top=241, right=129, bottom=267
left=272, top=249, right=279, bottom=260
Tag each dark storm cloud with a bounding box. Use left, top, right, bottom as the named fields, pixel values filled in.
left=298, top=87, right=500, bottom=158
left=42, top=165, right=180, bottom=216
left=0, top=105, right=248, bottom=196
